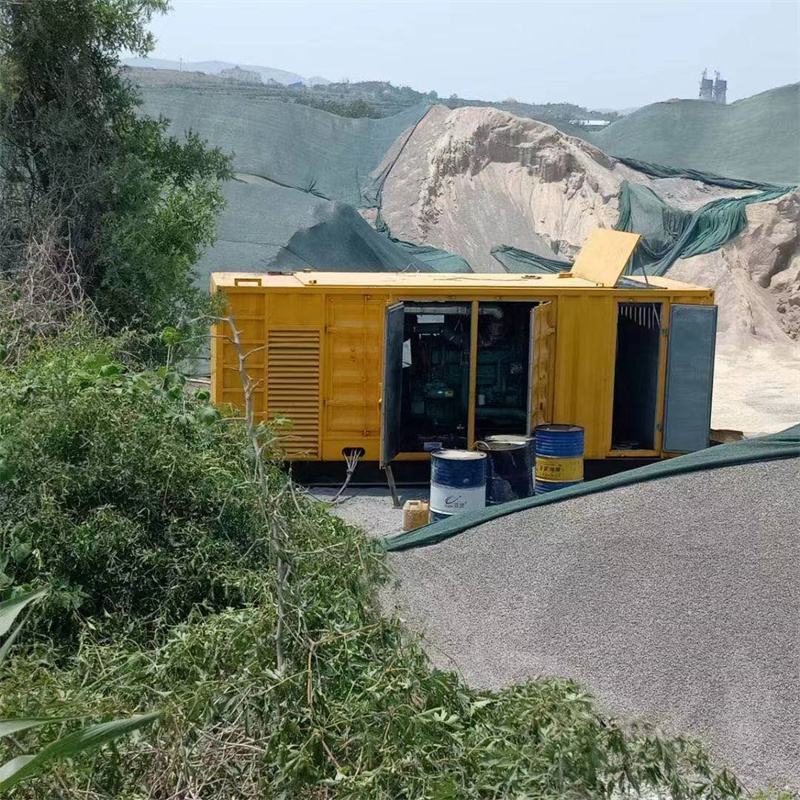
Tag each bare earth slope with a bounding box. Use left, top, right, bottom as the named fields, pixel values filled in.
left=380, top=105, right=800, bottom=433
left=380, top=106, right=642, bottom=271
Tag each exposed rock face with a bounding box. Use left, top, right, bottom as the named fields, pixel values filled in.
left=380, top=106, right=644, bottom=271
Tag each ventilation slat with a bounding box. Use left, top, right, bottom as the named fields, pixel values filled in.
left=267, top=331, right=320, bottom=458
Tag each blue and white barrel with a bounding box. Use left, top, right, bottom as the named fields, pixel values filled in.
left=430, top=449, right=487, bottom=523
left=534, top=424, right=584, bottom=495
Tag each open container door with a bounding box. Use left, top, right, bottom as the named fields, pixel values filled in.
left=380, top=302, right=405, bottom=468
left=662, top=304, right=718, bottom=453
left=527, top=301, right=555, bottom=436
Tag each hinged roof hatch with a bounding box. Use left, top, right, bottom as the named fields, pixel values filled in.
left=570, top=229, right=642, bottom=287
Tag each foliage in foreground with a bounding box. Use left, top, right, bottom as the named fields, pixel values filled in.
left=0, top=589, right=159, bottom=791
left=0, top=0, right=231, bottom=364
left=0, top=334, right=747, bottom=798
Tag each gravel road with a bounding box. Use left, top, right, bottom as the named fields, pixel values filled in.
left=383, top=459, right=800, bottom=790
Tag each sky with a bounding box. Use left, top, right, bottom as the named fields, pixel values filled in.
left=144, top=0, right=800, bottom=109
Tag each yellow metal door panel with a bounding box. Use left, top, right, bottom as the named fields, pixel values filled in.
left=232, top=318, right=268, bottom=344
left=220, top=388, right=265, bottom=415
left=211, top=289, right=267, bottom=413
left=324, top=295, right=383, bottom=436
left=571, top=229, right=641, bottom=287
left=553, top=295, right=616, bottom=459
left=220, top=290, right=265, bottom=317
left=529, top=301, right=556, bottom=431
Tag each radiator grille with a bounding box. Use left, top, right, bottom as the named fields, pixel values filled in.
left=267, top=330, right=320, bottom=458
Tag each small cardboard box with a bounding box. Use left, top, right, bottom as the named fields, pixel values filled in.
left=402, top=499, right=430, bottom=532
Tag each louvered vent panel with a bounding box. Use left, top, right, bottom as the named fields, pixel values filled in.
left=267, top=331, right=321, bottom=458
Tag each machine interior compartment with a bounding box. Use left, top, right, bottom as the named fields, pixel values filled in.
left=399, top=302, right=471, bottom=452
left=474, top=301, right=537, bottom=441
left=612, top=302, right=662, bottom=450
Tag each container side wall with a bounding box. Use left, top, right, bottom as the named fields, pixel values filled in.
left=321, top=293, right=385, bottom=461
left=553, top=295, right=616, bottom=459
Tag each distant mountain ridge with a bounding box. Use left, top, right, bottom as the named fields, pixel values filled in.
left=121, top=57, right=330, bottom=86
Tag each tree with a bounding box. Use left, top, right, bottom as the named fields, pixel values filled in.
left=0, top=0, right=231, bottom=358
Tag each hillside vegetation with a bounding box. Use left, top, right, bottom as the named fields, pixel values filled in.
left=590, top=84, right=800, bottom=185
left=127, top=65, right=616, bottom=127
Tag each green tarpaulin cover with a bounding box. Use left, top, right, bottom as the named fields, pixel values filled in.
left=139, top=91, right=470, bottom=275
left=589, top=84, right=800, bottom=186
left=492, top=161, right=796, bottom=276
left=382, top=424, right=800, bottom=552
left=140, top=87, right=795, bottom=282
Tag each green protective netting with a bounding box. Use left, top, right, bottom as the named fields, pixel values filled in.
left=194, top=180, right=439, bottom=283
left=374, top=212, right=473, bottom=273
left=492, top=162, right=796, bottom=277
left=590, top=83, right=800, bottom=186
left=617, top=181, right=794, bottom=275
left=139, top=88, right=431, bottom=206
left=139, top=89, right=472, bottom=276
left=490, top=245, right=571, bottom=274
left=613, top=158, right=788, bottom=191
left=389, top=241, right=473, bottom=273
left=382, top=424, right=800, bottom=552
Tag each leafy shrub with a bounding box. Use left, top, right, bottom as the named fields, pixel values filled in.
left=0, top=331, right=268, bottom=643
left=0, top=0, right=231, bottom=364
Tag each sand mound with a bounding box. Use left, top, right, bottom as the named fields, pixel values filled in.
left=380, top=106, right=639, bottom=271
left=669, top=191, right=800, bottom=344
left=668, top=191, right=800, bottom=435
left=384, top=459, right=800, bottom=790
left=379, top=105, right=749, bottom=273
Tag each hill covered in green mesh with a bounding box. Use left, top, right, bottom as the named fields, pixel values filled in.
left=137, top=88, right=471, bottom=277
left=590, top=84, right=800, bottom=186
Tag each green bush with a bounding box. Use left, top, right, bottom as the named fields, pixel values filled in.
left=0, top=331, right=269, bottom=643
left=0, top=333, right=746, bottom=798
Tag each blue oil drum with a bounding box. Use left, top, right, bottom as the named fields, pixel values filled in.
left=476, top=435, right=535, bottom=505
left=429, top=449, right=487, bottom=523
left=534, top=424, right=584, bottom=495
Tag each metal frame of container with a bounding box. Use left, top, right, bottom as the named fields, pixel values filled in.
left=210, top=265, right=717, bottom=465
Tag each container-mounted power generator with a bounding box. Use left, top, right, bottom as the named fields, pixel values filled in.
left=210, top=230, right=717, bottom=473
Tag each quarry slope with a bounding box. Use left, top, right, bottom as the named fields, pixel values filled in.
left=590, top=84, right=800, bottom=185
left=384, top=458, right=800, bottom=790
left=379, top=105, right=647, bottom=271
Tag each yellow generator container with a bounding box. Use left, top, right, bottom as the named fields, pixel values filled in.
left=210, top=230, right=717, bottom=464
